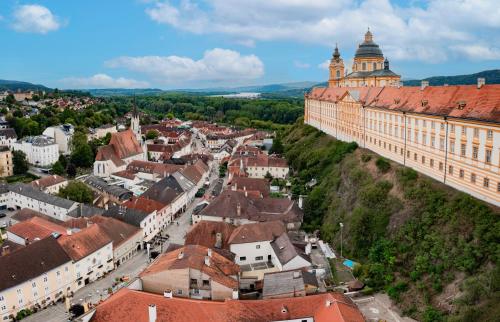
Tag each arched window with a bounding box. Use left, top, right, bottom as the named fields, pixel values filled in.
left=362, top=62, right=366, bottom=70
left=336, top=70, right=340, bottom=78
left=373, top=62, right=377, bottom=70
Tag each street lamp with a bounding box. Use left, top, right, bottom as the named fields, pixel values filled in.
left=339, top=222, right=344, bottom=258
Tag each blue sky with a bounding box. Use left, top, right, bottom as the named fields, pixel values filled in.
left=0, top=0, right=499, bottom=89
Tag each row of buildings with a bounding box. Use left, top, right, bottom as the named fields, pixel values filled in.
left=306, top=30, right=500, bottom=207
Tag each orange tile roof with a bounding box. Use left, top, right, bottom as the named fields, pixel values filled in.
left=96, top=129, right=143, bottom=163
left=31, top=175, right=67, bottom=189
left=123, top=196, right=166, bottom=213
left=8, top=217, right=67, bottom=243
left=58, top=224, right=112, bottom=261
left=185, top=221, right=236, bottom=250
left=308, top=85, right=500, bottom=123
left=228, top=221, right=285, bottom=244
left=89, top=288, right=364, bottom=322
left=140, top=245, right=239, bottom=289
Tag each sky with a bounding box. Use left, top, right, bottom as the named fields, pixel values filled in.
left=0, top=0, right=499, bottom=90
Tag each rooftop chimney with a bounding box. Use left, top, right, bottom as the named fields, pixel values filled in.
left=148, top=304, right=157, bottom=322
left=236, top=203, right=241, bottom=217
left=421, top=80, right=429, bottom=91
left=204, top=255, right=210, bottom=267
left=477, top=77, right=485, bottom=89
left=232, top=289, right=239, bottom=300
left=66, top=228, right=72, bottom=236
left=2, top=245, right=10, bottom=256
left=163, top=290, right=173, bottom=298
left=214, top=233, right=222, bottom=249
left=207, top=248, right=212, bottom=258
left=177, top=251, right=184, bottom=260
left=325, top=300, right=332, bottom=307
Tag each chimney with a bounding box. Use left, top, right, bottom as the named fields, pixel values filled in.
left=148, top=304, right=157, bottom=322
left=232, top=289, right=239, bottom=300
left=204, top=256, right=210, bottom=267
left=325, top=300, right=332, bottom=307
left=298, top=195, right=304, bottom=209
left=2, top=245, right=10, bottom=256
left=421, top=80, right=429, bottom=91
left=477, top=77, right=485, bottom=89
left=163, top=290, right=173, bottom=298
left=177, top=251, right=184, bottom=259
left=207, top=248, right=212, bottom=257
left=236, top=203, right=241, bottom=216
left=66, top=228, right=72, bottom=236
left=244, top=190, right=248, bottom=197
left=214, top=232, right=222, bottom=249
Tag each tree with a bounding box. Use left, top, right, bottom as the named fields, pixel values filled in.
left=265, top=171, right=273, bottom=180
left=146, top=130, right=159, bottom=140
left=5, top=94, right=16, bottom=105
left=66, top=163, right=77, bottom=178
left=166, top=112, right=174, bottom=119
left=12, top=150, right=29, bottom=175
left=58, top=181, right=93, bottom=203
left=58, top=155, right=68, bottom=169
left=70, top=132, right=94, bottom=168
left=269, top=137, right=284, bottom=154
left=52, top=161, right=65, bottom=175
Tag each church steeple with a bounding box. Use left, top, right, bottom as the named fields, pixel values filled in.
left=328, top=43, right=345, bottom=87
left=131, top=96, right=141, bottom=143
left=364, top=28, right=373, bottom=42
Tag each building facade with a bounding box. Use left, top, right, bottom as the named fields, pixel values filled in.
left=11, top=136, right=59, bottom=167
left=0, top=147, right=13, bottom=177
left=328, top=30, right=400, bottom=88
left=42, top=124, right=74, bottom=155
left=304, top=81, right=500, bottom=207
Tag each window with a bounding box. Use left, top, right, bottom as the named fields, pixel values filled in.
left=431, top=122, right=435, bottom=129
left=373, top=62, right=377, bottom=70
left=362, top=62, right=366, bottom=70
left=459, top=169, right=464, bottom=178
left=462, top=126, right=466, bottom=135
left=202, top=280, right=210, bottom=287
left=414, top=153, right=417, bottom=161
left=239, top=256, right=246, bottom=261
left=440, top=138, right=444, bottom=150
left=486, top=149, right=492, bottom=163
left=255, top=256, right=263, bottom=261
left=449, top=165, right=453, bottom=175
left=256, top=245, right=260, bottom=249
left=484, top=178, right=489, bottom=188
left=497, top=182, right=500, bottom=192
left=439, top=162, right=443, bottom=171
left=421, top=156, right=425, bottom=164
left=450, top=140, right=455, bottom=154
left=190, top=279, right=197, bottom=286
left=407, top=150, right=410, bottom=158
left=487, top=129, right=493, bottom=139
left=461, top=144, right=466, bottom=156
left=32, top=282, right=36, bottom=287
left=471, top=173, right=476, bottom=183
left=450, top=124, right=455, bottom=132
left=473, top=146, right=478, bottom=159
left=430, top=159, right=434, bottom=167
left=440, top=123, right=445, bottom=130
left=177, top=289, right=183, bottom=295
left=422, top=134, right=427, bottom=145
left=474, top=128, right=479, bottom=137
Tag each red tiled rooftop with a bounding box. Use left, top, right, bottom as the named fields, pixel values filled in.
left=58, top=225, right=112, bottom=261
left=89, top=288, right=364, bottom=322
left=31, top=175, right=67, bottom=189
left=123, top=196, right=167, bottom=213
left=8, top=217, right=67, bottom=243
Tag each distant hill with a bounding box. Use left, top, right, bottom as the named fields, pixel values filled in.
left=403, top=69, right=500, bottom=86
left=86, top=88, right=164, bottom=97
left=0, top=79, right=51, bottom=92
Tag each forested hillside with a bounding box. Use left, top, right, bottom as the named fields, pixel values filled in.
left=282, top=119, right=499, bottom=322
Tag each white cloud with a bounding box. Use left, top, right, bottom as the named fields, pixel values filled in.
left=318, top=60, right=330, bottom=70
left=105, top=48, right=264, bottom=84
left=61, top=74, right=150, bottom=89
left=235, top=39, right=256, bottom=48
left=11, top=4, right=61, bottom=34
left=451, top=45, right=500, bottom=60
left=294, top=60, right=310, bottom=69
left=144, top=0, right=500, bottom=62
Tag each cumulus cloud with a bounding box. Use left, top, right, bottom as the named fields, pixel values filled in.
left=105, top=48, right=264, bottom=84
left=451, top=45, right=500, bottom=60
left=144, top=0, right=500, bottom=62
left=11, top=4, right=62, bottom=34
left=318, top=60, right=330, bottom=70
left=61, top=74, right=150, bottom=89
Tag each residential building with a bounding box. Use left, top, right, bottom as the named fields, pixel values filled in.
left=124, top=196, right=171, bottom=230
left=10, top=208, right=65, bottom=226
left=184, top=221, right=236, bottom=257
left=31, top=175, right=68, bottom=194
left=0, top=128, right=17, bottom=147
left=139, top=245, right=240, bottom=301
left=229, top=176, right=270, bottom=198
left=228, top=154, right=289, bottom=180
left=7, top=183, right=78, bottom=221
left=103, top=205, right=158, bottom=244
left=88, top=124, right=117, bottom=141
left=263, top=270, right=308, bottom=299
left=0, top=147, right=13, bottom=177
left=83, top=288, right=365, bottom=322
left=6, top=217, right=68, bottom=245
left=58, top=225, right=113, bottom=290
left=0, top=237, right=74, bottom=321
left=328, top=30, right=400, bottom=88
left=141, top=175, right=186, bottom=219
left=271, top=232, right=312, bottom=271
left=82, top=175, right=133, bottom=206
left=42, top=124, right=74, bottom=154
left=94, top=129, right=145, bottom=177
left=11, top=135, right=59, bottom=166
left=304, top=81, right=500, bottom=207
left=194, top=191, right=303, bottom=229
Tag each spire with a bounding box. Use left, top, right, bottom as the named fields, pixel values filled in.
left=364, top=27, right=373, bottom=42
left=333, top=43, right=340, bottom=60
left=384, top=58, right=389, bottom=70
left=132, top=95, right=138, bottom=118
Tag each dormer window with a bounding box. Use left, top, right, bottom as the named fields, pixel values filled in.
left=456, top=100, right=466, bottom=110
left=421, top=100, right=428, bottom=107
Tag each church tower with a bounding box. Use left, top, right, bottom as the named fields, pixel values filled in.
left=131, top=97, right=141, bottom=143
left=328, top=44, right=345, bottom=87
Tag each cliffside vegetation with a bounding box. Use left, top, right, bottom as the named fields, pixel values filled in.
left=282, top=118, right=499, bottom=322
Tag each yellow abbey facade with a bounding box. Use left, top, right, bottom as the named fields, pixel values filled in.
left=329, top=30, right=401, bottom=88
left=306, top=31, right=500, bottom=206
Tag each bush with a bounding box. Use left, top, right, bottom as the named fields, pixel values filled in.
left=375, top=157, right=391, bottom=173
left=361, top=154, right=372, bottom=162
